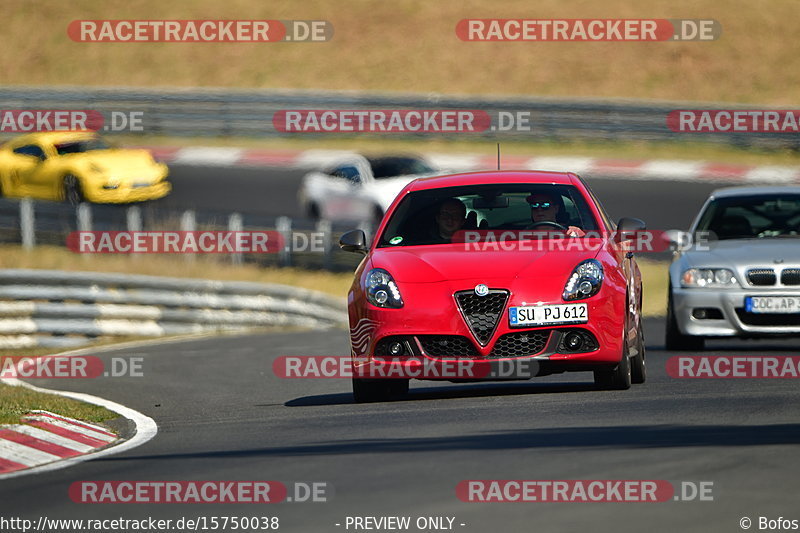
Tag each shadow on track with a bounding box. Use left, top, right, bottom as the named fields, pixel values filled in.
left=99, top=423, right=800, bottom=462
left=285, top=381, right=600, bottom=407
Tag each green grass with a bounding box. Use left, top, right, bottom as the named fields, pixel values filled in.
left=0, top=382, right=118, bottom=425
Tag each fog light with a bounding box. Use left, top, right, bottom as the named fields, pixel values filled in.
left=389, top=342, right=404, bottom=356
left=564, top=332, right=584, bottom=351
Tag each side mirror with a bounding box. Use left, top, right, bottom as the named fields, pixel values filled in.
left=613, top=217, right=646, bottom=243
left=339, top=229, right=368, bottom=254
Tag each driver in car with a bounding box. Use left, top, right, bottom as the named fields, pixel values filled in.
left=526, top=192, right=585, bottom=237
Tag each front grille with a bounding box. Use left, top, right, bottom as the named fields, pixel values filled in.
left=735, top=308, right=800, bottom=326
left=132, top=182, right=152, bottom=188
left=781, top=269, right=800, bottom=286
left=454, top=289, right=509, bottom=345
left=488, top=331, right=550, bottom=358
left=417, top=335, right=478, bottom=358
left=747, top=268, right=777, bottom=286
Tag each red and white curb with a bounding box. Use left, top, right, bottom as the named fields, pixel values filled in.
left=141, top=145, right=800, bottom=184
left=0, top=411, right=117, bottom=474
left=0, top=341, right=159, bottom=480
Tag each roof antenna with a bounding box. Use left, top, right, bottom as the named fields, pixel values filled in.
left=497, top=143, right=501, bottom=170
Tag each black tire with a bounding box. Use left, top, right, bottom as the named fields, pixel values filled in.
left=594, top=346, right=631, bottom=390
left=594, top=310, right=633, bottom=390
left=352, top=378, right=409, bottom=403
left=665, top=287, right=705, bottom=351
left=63, top=174, right=84, bottom=206
left=631, top=320, right=647, bottom=384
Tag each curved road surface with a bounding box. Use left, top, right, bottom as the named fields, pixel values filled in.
left=155, top=164, right=722, bottom=230
left=2, top=319, right=799, bottom=532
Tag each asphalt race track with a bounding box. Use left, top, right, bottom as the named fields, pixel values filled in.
left=1, top=319, right=799, bottom=532
left=2, top=167, right=796, bottom=532
left=155, top=164, right=722, bottom=231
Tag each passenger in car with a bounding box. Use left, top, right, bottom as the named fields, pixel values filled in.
left=429, top=198, right=468, bottom=243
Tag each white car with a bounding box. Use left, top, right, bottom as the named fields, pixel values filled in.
left=298, top=154, right=440, bottom=224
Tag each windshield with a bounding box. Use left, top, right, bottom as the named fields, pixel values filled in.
left=54, top=138, right=111, bottom=155
left=378, top=183, right=599, bottom=247
left=368, top=156, right=435, bottom=179
left=694, top=193, right=800, bottom=240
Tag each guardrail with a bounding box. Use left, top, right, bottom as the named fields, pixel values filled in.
left=0, top=197, right=366, bottom=272
left=0, top=86, right=794, bottom=149
left=0, top=269, right=348, bottom=349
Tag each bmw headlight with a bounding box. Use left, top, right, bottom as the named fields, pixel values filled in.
left=365, top=268, right=403, bottom=308
left=681, top=268, right=739, bottom=288
left=563, top=259, right=604, bottom=301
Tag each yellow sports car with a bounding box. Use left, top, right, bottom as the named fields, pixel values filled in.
left=0, top=131, right=170, bottom=204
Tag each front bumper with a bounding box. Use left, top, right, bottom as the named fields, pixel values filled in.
left=349, top=284, right=627, bottom=380
left=355, top=326, right=617, bottom=380
left=672, top=286, right=800, bottom=337
left=87, top=180, right=171, bottom=203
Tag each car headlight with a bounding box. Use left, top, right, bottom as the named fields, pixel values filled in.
left=365, top=268, right=403, bottom=308
left=681, top=268, right=739, bottom=288
left=563, top=259, right=604, bottom=301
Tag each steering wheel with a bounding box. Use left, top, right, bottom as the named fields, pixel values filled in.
left=527, top=221, right=568, bottom=231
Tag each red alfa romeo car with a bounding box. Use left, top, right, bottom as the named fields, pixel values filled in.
left=339, top=170, right=646, bottom=402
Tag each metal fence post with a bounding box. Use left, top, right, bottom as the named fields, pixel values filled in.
left=181, top=210, right=196, bottom=262
left=126, top=205, right=142, bottom=231
left=316, top=219, right=332, bottom=270
left=20, top=198, right=35, bottom=249
left=228, top=212, right=243, bottom=265
left=76, top=203, right=92, bottom=232
left=276, top=216, right=292, bottom=267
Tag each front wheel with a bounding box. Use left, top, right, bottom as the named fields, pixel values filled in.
left=631, top=321, right=647, bottom=384
left=594, top=351, right=631, bottom=390
left=352, top=378, right=409, bottom=403
left=63, top=175, right=84, bottom=206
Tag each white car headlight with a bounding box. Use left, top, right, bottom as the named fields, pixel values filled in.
left=563, top=259, right=604, bottom=301
left=681, top=268, right=739, bottom=288
left=365, top=268, right=403, bottom=308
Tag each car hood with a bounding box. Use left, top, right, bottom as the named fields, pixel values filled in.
left=683, top=238, right=800, bottom=267
left=370, top=243, right=601, bottom=283
left=65, top=149, right=162, bottom=174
